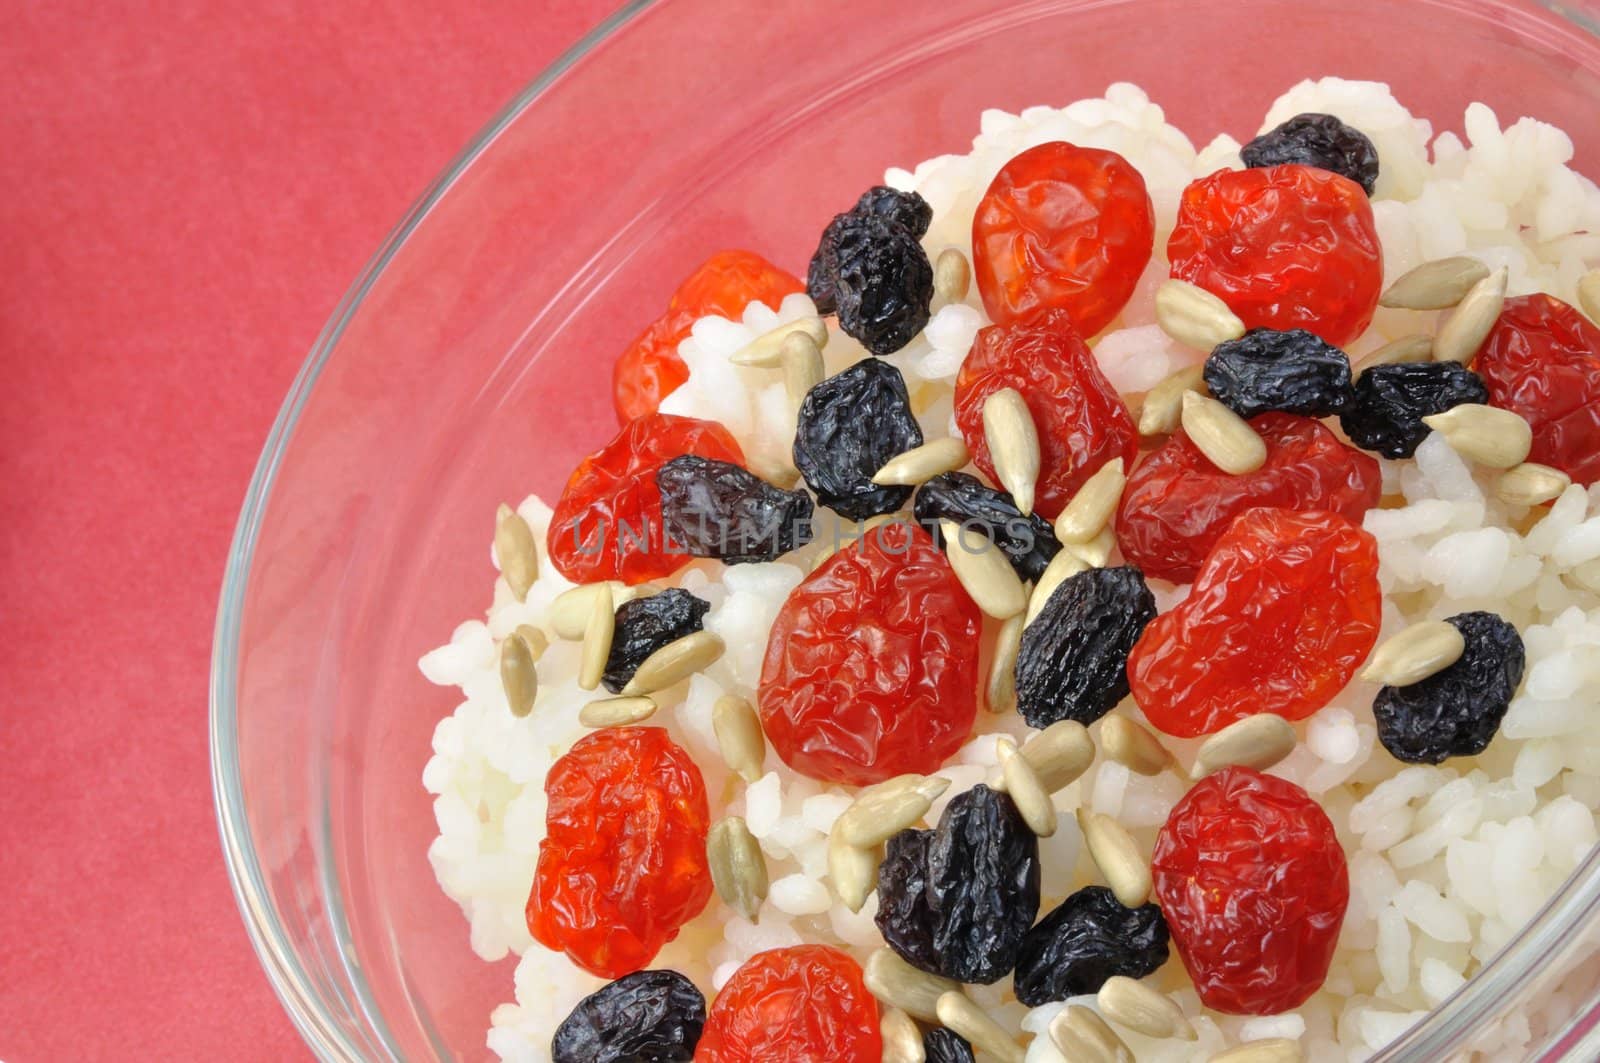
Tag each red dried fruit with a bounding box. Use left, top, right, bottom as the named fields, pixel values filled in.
left=954, top=310, right=1139, bottom=520
left=1129, top=507, right=1381, bottom=737
left=548, top=413, right=745, bottom=585
left=696, top=945, right=881, bottom=1063
left=972, top=141, right=1155, bottom=337
left=1168, top=164, right=1382, bottom=346
left=1473, top=293, right=1600, bottom=485
left=1152, top=766, right=1349, bottom=1014
left=1115, top=413, right=1381, bottom=583
left=758, top=521, right=982, bottom=785
left=613, top=250, right=804, bottom=421
left=526, top=727, right=712, bottom=979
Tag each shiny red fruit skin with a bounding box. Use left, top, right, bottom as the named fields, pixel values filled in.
left=613, top=250, right=804, bottom=422
left=548, top=412, right=744, bottom=585
left=758, top=521, right=981, bottom=786
left=1152, top=766, right=1349, bottom=1015
left=972, top=141, right=1155, bottom=337
left=525, top=727, right=712, bottom=979
left=1115, top=413, right=1382, bottom=583
left=1129, top=507, right=1381, bottom=738
left=696, top=946, right=881, bottom=1063
left=953, top=309, right=1139, bottom=520
left=1168, top=164, right=1382, bottom=346
left=1474, top=293, right=1600, bottom=485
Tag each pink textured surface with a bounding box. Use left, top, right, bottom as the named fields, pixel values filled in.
left=0, top=3, right=614, bottom=1059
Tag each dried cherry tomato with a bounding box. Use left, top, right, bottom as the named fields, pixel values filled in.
left=1128, top=508, right=1381, bottom=737
left=1168, top=164, right=1382, bottom=346
left=1152, top=767, right=1349, bottom=1014
left=1473, top=293, right=1600, bottom=484
left=758, top=521, right=981, bottom=785
left=695, top=945, right=881, bottom=1063
left=954, top=309, right=1139, bottom=520
left=548, top=413, right=744, bottom=586
left=526, top=728, right=712, bottom=978
left=972, top=141, right=1155, bottom=336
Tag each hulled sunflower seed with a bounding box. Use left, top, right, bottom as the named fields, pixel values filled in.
left=1181, top=391, right=1267, bottom=474
left=1192, top=713, right=1298, bottom=778
left=1054, top=458, right=1127, bottom=543
left=512, top=624, right=549, bottom=660
left=864, top=948, right=963, bottom=1023
left=1207, top=1038, right=1304, bottom=1063
left=1099, top=715, right=1175, bottom=776
left=934, top=248, right=972, bottom=304
left=621, top=630, right=726, bottom=695
left=1063, top=527, right=1117, bottom=569
left=1155, top=278, right=1247, bottom=350
left=1422, top=402, right=1532, bottom=469
left=881, top=1007, right=926, bottom=1063
left=983, top=387, right=1041, bottom=516
left=729, top=315, right=829, bottom=367
left=782, top=331, right=826, bottom=405
left=550, top=581, right=641, bottom=639
left=1356, top=333, right=1434, bottom=377
left=873, top=437, right=972, bottom=486
left=1433, top=266, right=1508, bottom=364
left=578, top=694, right=656, bottom=728
left=1025, top=548, right=1090, bottom=625
left=828, top=828, right=881, bottom=914
left=1496, top=461, right=1572, bottom=507
left=942, top=520, right=1028, bottom=619
left=1359, top=620, right=1467, bottom=686
left=986, top=612, right=1025, bottom=714
left=835, top=774, right=951, bottom=848
left=577, top=582, right=615, bottom=691
left=1138, top=364, right=1207, bottom=437
left=1580, top=269, right=1600, bottom=325
left=499, top=632, right=539, bottom=718
left=1077, top=808, right=1151, bottom=907
left=996, top=736, right=1057, bottom=837
left=707, top=816, right=768, bottom=923
left=1379, top=256, right=1490, bottom=310
left=494, top=504, right=539, bottom=600
left=1096, top=976, right=1197, bottom=1041
left=1022, top=719, right=1096, bottom=792
left=712, top=694, right=766, bottom=783
left=936, top=991, right=1023, bottom=1063
left=1049, top=1005, right=1133, bottom=1063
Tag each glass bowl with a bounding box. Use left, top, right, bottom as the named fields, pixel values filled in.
left=212, top=0, right=1600, bottom=1057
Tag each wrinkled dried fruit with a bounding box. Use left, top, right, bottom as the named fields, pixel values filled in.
left=1015, top=567, right=1157, bottom=728
left=808, top=186, right=932, bottom=315
left=923, top=1027, right=976, bottom=1063
left=656, top=455, right=814, bottom=564
left=1241, top=113, right=1380, bottom=195
left=1373, top=611, right=1525, bottom=764
left=551, top=970, right=705, bottom=1063
left=1203, top=327, right=1355, bottom=419
left=1339, top=361, right=1489, bottom=458
left=794, top=358, right=924, bottom=520
left=602, top=589, right=710, bottom=694
left=1152, top=767, right=1349, bottom=1014
left=696, top=946, right=881, bottom=1062
left=914, top=471, right=1062, bottom=582
left=806, top=190, right=935, bottom=356
left=1129, top=508, right=1382, bottom=737
left=1012, top=886, right=1171, bottom=1006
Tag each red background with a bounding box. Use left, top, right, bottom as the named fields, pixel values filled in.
left=0, top=3, right=614, bottom=1058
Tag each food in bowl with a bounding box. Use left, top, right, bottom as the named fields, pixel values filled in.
left=418, top=77, right=1600, bottom=1061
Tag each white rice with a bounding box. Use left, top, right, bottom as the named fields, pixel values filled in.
left=421, top=77, right=1600, bottom=1062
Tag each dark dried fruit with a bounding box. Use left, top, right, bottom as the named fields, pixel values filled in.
left=913, top=471, right=1062, bottom=582
left=1016, top=567, right=1157, bottom=728
left=793, top=358, right=923, bottom=520
left=1341, top=362, right=1488, bottom=458
left=602, top=589, right=711, bottom=694
left=875, top=785, right=1041, bottom=984
left=551, top=969, right=705, bottom=1063
left=656, top=455, right=814, bottom=564
left=1012, top=886, right=1171, bottom=1006
left=807, top=187, right=932, bottom=314
left=834, top=216, right=935, bottom=355
left=1373, top=611, right=1525, bottom=764
left=1203, top=327, right=1355, bottom=419
left=1241, top=113, right=1380, bottom=195
left=923, top=1027, right=976, bottom=1063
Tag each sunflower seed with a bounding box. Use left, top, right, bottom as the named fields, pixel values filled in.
left=1099, top=715, right=1175, bottom=776
left=873, top=437, right=972, bottom=486
left=835, top=775, right=951, bottom=848
left=864, top=948, right=963, bottom=1023
left=707, top=816, right=768, bottom=923
left=1096, top=976, right=1197, bottom=1041
left=986, top=612, right=1025, bottom=714
left=1422, top=402, right=1532, bottom=468
left=577, top=583, right=615, bottom=691
left=1192, top=713, right=1298, bottom=778
left=983, top=387, right=1041, bottom=516
left=1053, top=459, right=1127, bottom=544
left=828, top=828, right=881, bottom=914
left=729, top=315, right=829, bottom=367
left=1355, top=333, right=1434, bottom=377
left=550, top=581, right=639, bottom=640
left=499, top=632, right=539, bottom=718
left=1581, top=269, right=1600, bottom=325
left=1139, top=364, right=1207, bottom=437
left=1063, top=527, right=1117, bottom=569
left=1496, top=461, right=1572, bottom=507
left=748, top=452, right=802, bottom=490
left=578, top=694, right=656, bottom=728
left=934, top=248, right=972, bottom=304
left=1025, top=548, right=1090, bottom=625
left=1077, top=808, right=1151, bottom=907
left=1049, top=1005, right=1133, bottom=1063
left=1181, top=391, right=1267, bottom=474
left=1433, top=266, right=1508, bottom=364
left=1380, top=256, right=1490, bottom=310
left=1022, top=720, right=1096, bottom=792
left=942, top=519, right=1028, bottom=619
left=782, top=331, right=826, bottom=405
left=1155, top=278, right=1247, bottom=351
left=621, top=630, right=726, bottom=695
left=936, top=991, right=1023, bottom=1063
left=713, top=694, right=767, bottom=783
left=880, top=1007, right=926, bottom=1063
left=1207, top=1038, right=1304, bottom=1063
left=995, top=736, right=1058, bottom=837
left=494, top=504, right=539, bottom=600
left=1359, top=620, right=1467, bottom=686
left=513, top=624, right=549, bottom=661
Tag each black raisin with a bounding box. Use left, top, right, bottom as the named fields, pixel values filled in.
left=1203, top=328, right=1355, bottom=419
left=1012, top=886, right=1171, bottom=1006
left=833, top=215, right=935, bottom=355
left=875, top=784, right=1041, bottom=984
left=793, top=358, right=923, bottom=520
left=1241, top=112, right=1380, bottom=196
left=923, top=1027, right=976, bottom=1063
left=1339, top=362, right=1489, bottom=458
left=602, top=589, right=710, bottom=694
left=1015, top=566, right=1157, bottom=728
left=656, top=455, right=814, bottom=564
left=550, top=969, right=705, bottom=1063
left=913, top=471, right=1062, bottom=582
left=1373, top=611, right=1525, bottom=764
left=806, top=187, right=932, bottom=314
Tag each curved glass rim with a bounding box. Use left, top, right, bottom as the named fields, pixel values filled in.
left=210, top=1, right=1600, bottom=1059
